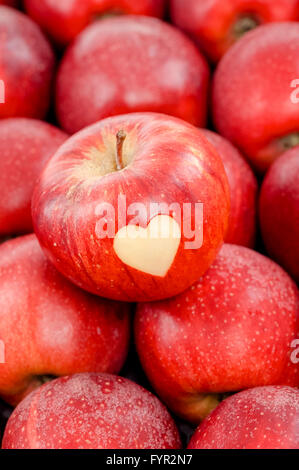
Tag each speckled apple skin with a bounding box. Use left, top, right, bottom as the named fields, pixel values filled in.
left=2, top=373, right=182, bottom=449
left=135, top=244, right=299, bottom=423
left=24, top=0, right=166, bottom=46
left=0, top=7, right=55, bottom=120
left=0, top=119, right=68, bottom=236
left=259, top=147, right=299, bottom=283
left=32, top=112, right=230, bottom=302
left=0, top=235, right=131, bottom=406
left=201, top=130, right=258, bottom=248
left=56, top=16, right=210, bottom=134
left=213, top=22, right=299, bottom=173
left=170, top=0, right=299, bottom=63
left=188, top=386, right=299, bottom=449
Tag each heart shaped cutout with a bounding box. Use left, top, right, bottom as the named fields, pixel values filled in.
left=113, top=215, right=181, bottom=277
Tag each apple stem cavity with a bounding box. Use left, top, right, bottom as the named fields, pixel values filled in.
left=233, top=15, right=259, bottom=39
left=279, top=131, right=299, bottom=151
left=37, top=374, right=56, bottom=385
left=93, top=10, right=123, bottom=21
left=115, top=129, right=127, bottom=171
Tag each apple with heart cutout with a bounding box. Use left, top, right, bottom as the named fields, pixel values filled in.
left=0, top=235, right=131, bottom=407
left=170, top=0, right=299, bottom=63
left=135, top=243, right=299, bottom=423
left=213, top=22, right=299, bottom=173
left=188, top=386, right=299, bottom=449
left=2, top=373, right=182, bottom=449
left=32, top=112, right=230, bottom=302
left=201, top=129, right=258, bottom=248
left=0, top=118, right=68, bottom=237
left=56, top=15, right=210, bottom=134
left=0, top=6, right=55, bottom=120
left=24, top=0, right=166, bottom=46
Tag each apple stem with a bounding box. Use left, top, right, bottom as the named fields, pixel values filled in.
left=116, top=130, right=127, bottom=171
left=233, top=16, right=259, bottom=39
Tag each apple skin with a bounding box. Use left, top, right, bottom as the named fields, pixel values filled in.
left=0, top=1, right=18, bottom=6
left=0, top=119, right=68, bottom=236
left=135, top=244, right=299, bottom=424
left=188, top=386, right=299, bottom=449
left=259, top=147, right=299, bottom=283
left=56, top=16, right=210, bottom=134
left=24, top=0, right=166, bottom=47
left=2, top=373, right=181, bottom=449
left=213, top=22, right=299, bottom=173
left=0, top=235, right=131, bottom=407
left=170, top=0, right=299, bottom=63
left=32, top=112, right=230, bottom=302
left=0, top=6, right=55, bottom=120
left=201, top=130, right=257, bottom=248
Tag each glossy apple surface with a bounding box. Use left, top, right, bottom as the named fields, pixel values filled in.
left=0, top=119, right=68, bottom=236
left=135, top=244, right=299, bottom=423
left=32, top=112, right=230, bottom=302
left=259, top=146, right=299, bottom=283
left=0, top=6, right=55, bottom=120
left=2, top=373, right=181, bottom=449
left=56, top=16, right=210, bottom=134
left=201, top=130, right=257, bottom=248
left=170, top=0, right=299, bottom=63
left=188, top=386, right=299, bottom=449
left=24, top=0, right=166, bottom=46
left=213, top=22, right=299, bottom=173
left=0, top=235, right=131, bottom=406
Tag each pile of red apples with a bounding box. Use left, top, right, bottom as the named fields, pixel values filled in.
left=0, top=0, right=298, bottom=451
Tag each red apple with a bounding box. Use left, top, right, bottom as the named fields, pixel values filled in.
left=0, top=1, right=18, bottom=6
left=0, top=235, right=131, bottom=407
left=56, top=16, right=210, bottom=134
left=170, top=0, right=299, bottom=63
left=213, top=22, right=299, bottom=173
left=32, top=112, right=230, bottom=302
left=0, top=118, right=68, bottom=236
left=201, top=129, right=257, bottom=248
left=24, top=0, right=166, bottom=46
left=2, top=373, right=181, bottom=449
left=188, top=386, right=299, bottom=449
left=0, top=6, right=55, bottom=119
left=259, top=146, right=299, bottom=283
left=135, top=243, right=299, bottom=423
